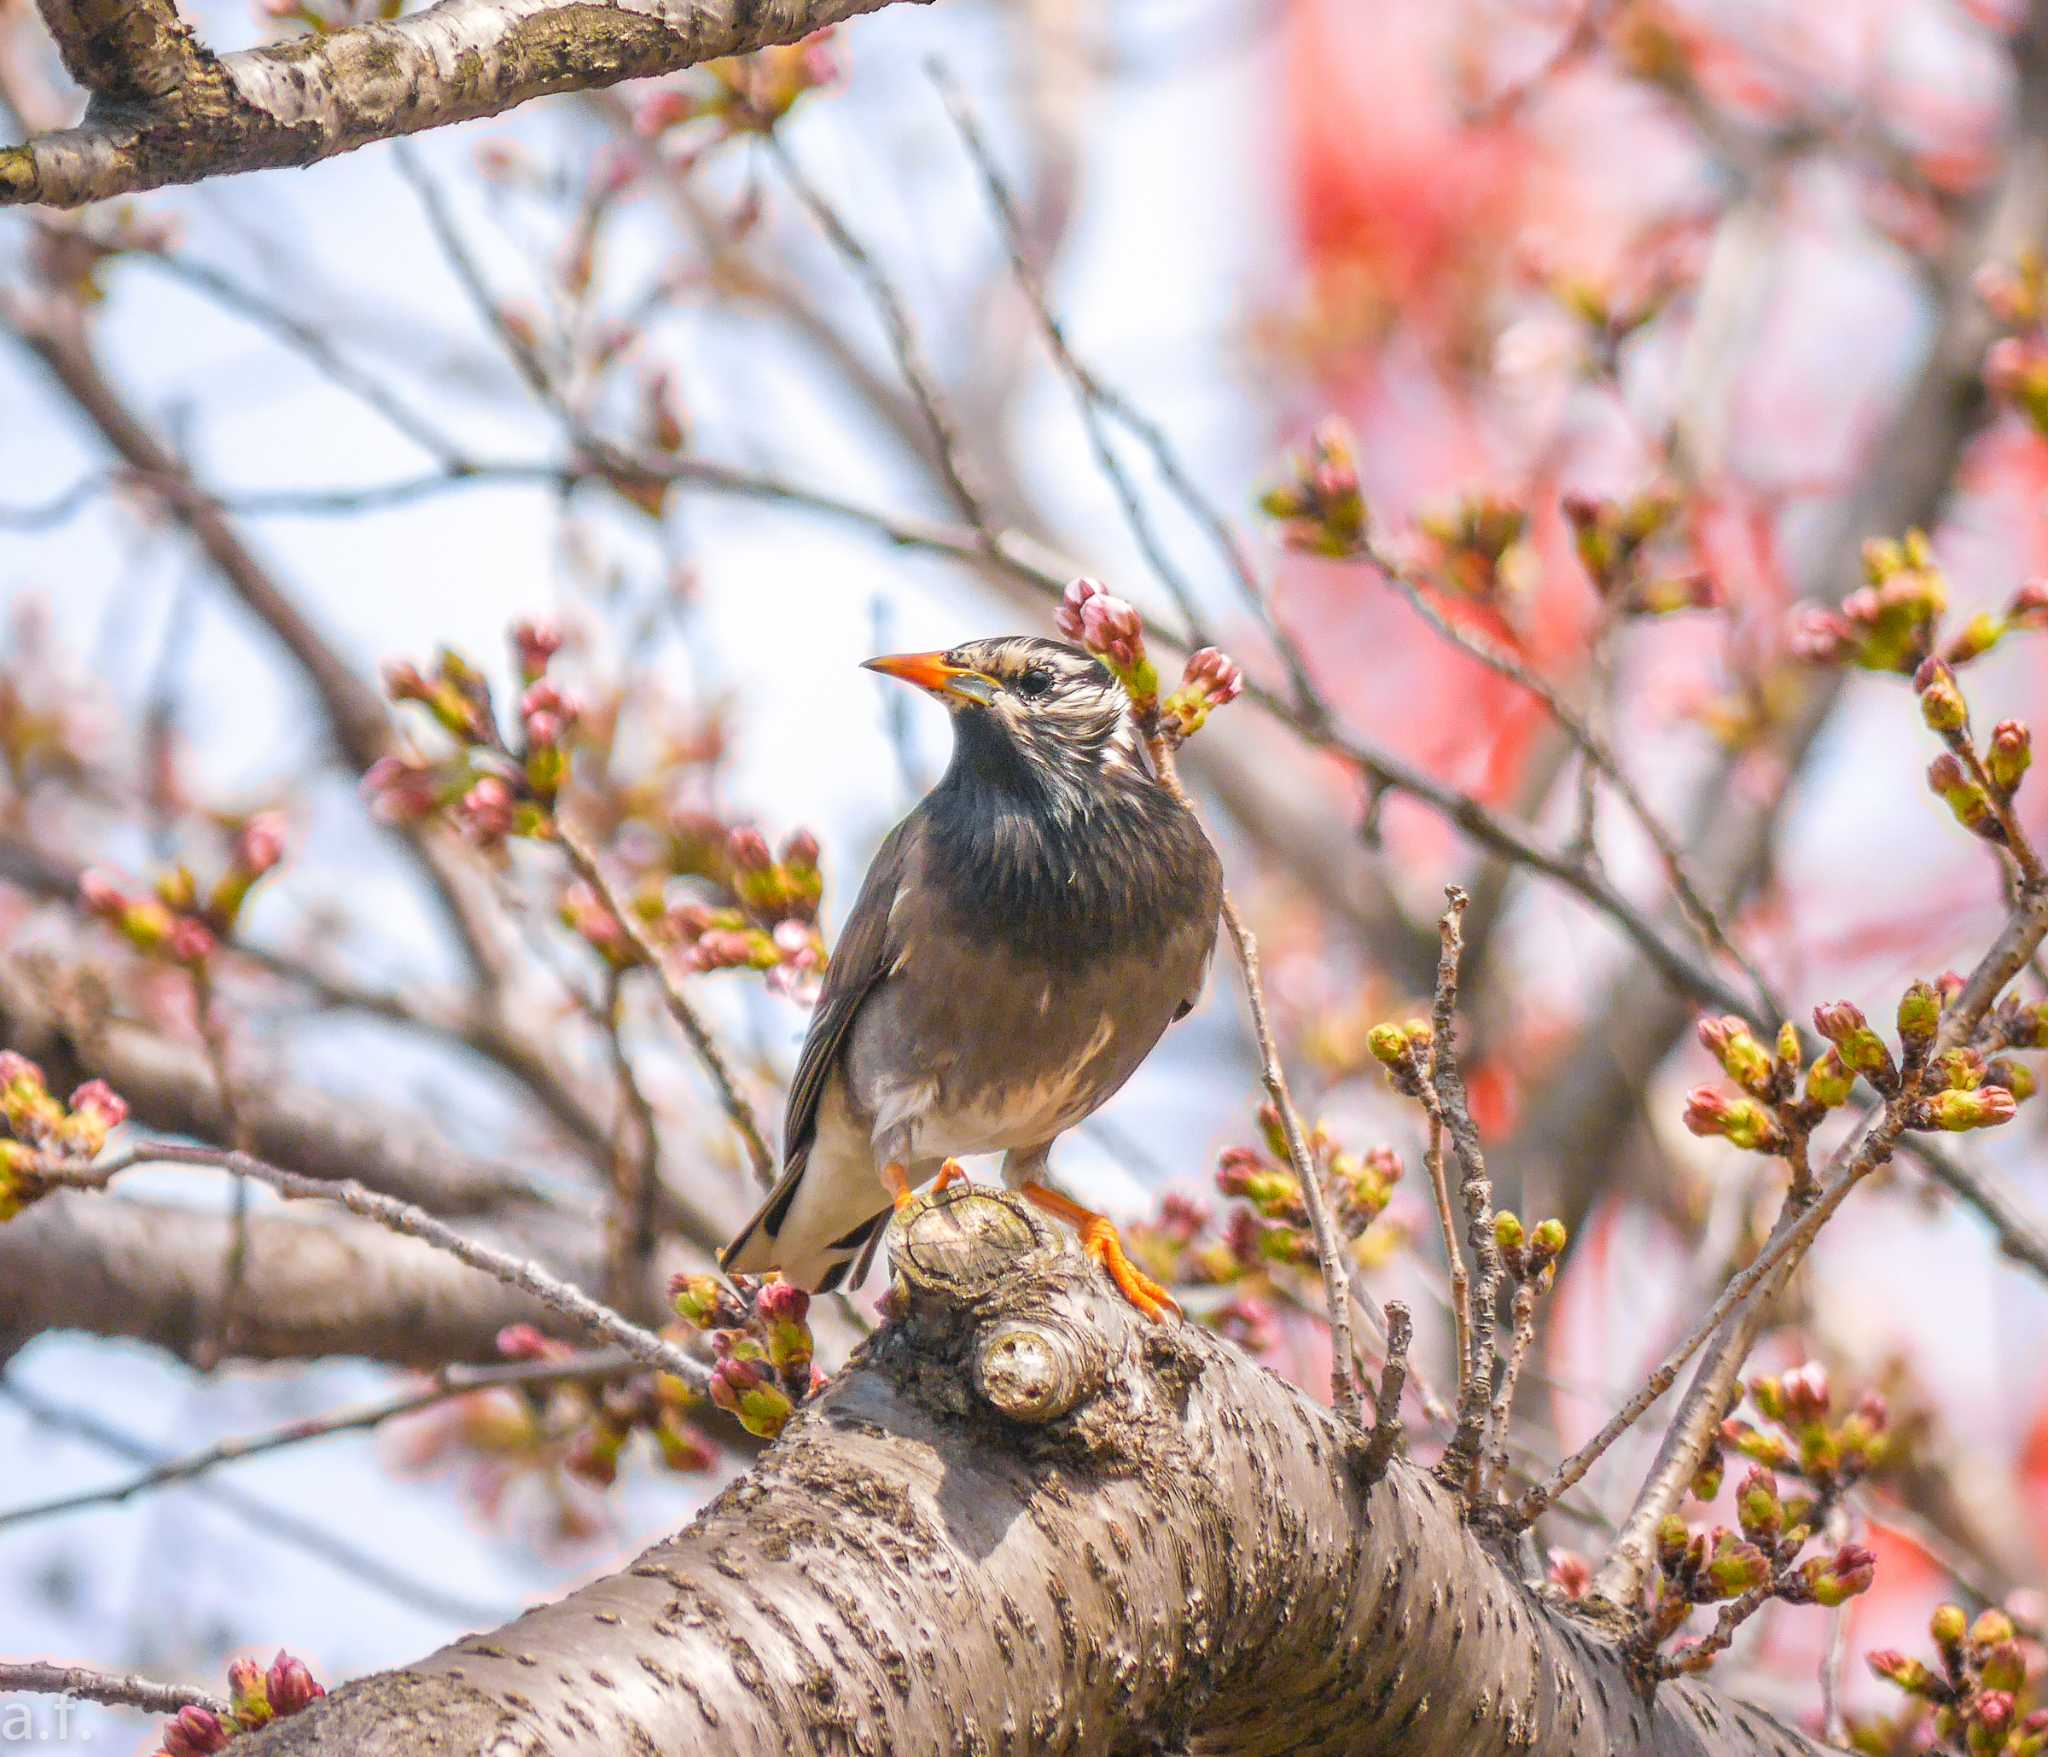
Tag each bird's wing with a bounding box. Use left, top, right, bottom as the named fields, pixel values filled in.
left=781, top=814, right=916, bottom=1165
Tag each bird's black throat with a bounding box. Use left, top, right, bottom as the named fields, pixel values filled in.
left=922, top=707, right=1220, bottom=961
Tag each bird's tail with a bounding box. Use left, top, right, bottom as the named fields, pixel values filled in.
left=719, top=1147, right=891, bottom=1294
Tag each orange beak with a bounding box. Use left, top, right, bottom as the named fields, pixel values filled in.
left=862, top=650, right=998, bottom=706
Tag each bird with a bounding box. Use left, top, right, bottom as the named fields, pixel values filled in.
left=719, top=635, right=1223, bottom=1320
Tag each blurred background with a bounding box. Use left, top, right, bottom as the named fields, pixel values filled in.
left=2, top=0, right=2046, bottom=1746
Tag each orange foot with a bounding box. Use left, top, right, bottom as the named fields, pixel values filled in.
left=931, top=1159, right=968, bottom=1194
left=881, top=1161, right=916, bottom=1213
left=1020, top=1182, right=1181, bottom=1324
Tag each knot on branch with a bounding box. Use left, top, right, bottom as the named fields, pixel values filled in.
left=975, top=1318, right=1097, bottom=1423
left=887, top=1181, right=1060, bottom=1308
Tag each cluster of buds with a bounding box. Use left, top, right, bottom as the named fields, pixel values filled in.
left=1982, top=249, right=2048, bottom=451
left=670, top=1273, right=818, bottom=1440
left=1563, top=486, right=1718, bottom=618
left=490, top=1324, right=718, bottom=1488
left=1413, top=491, right=1537, bottom=601
left=635, top=31, right=841, bottom=151
left=152, top=1651, right=324, bottom=1756
left=1054, top=578, right=1160, bottom=707
left=1865, top=1604, right=2048, bottom=1756
left=77, top=812, right=287, bottom=967
left=0, top=1054, right=128, bottom=1221
left=1366, top=1015, right=1437, bottom=1098
left=1790, top=531, right=1954, bottom=673
left=1215, top=1105, right=1403, bottom=1251
left=1720, top=1361, right=1896, bottom=1495
left=1258, top=419, right=1367, bottom=556
left=664, top=824, right=827, bottom=1000
left=368, top=623, right=582, bottom=847
left=1641, top=1503, right=1875, bottom=1679
left=1492, top=1211, right=1567, bottom=1288
left=1913, top=651, right=2034, bottom=850
left=1158, top=647, right=1246, bottom=742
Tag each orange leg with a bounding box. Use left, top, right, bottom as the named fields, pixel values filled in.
left=931, top=1158, right=968, bottom=1193
left=881, top=1161, right=916, bottom=1212
left=1019, top=1182, right=1180, bottom=1324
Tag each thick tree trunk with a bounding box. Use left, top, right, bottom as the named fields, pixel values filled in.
left=235, top=1187, right=1825, bottom=1757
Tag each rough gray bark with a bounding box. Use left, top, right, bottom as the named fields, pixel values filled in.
left=232, top=1186, right=1827, bottom=1757
left=2, top=0, right=930, bottom=208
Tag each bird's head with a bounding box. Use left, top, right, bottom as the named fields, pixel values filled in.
left=863, top=636, right=1143, bottom=814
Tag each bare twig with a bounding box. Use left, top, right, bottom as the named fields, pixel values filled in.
left=1362, top=542, right=1782, bottom=1025
left=1358, top=1299, right=1412, bottom=1484
left=555, top=822, right=775, bottom=1189
left=1420, top=1107, right=1471, bottom=1403
left=0, top=1660, right=227, bottom=1719
left=49, top=1142, right=710, bottom=1392
left=1429, top=889, right=1505, bottom=1496
left=1487, top=1277, right=1543, bottom=1501
left=762, top=128, right=992, bottom=534
left=0, top=1349, right=631, bottom=1531
left=1147, top=736, right=1360, bottom=1422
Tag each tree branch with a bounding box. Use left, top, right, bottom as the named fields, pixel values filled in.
left=3, top=0, right=930, bottom=208
left=223, top=1184, right=1828, bottom=1757
left=0, top=1659, right=226, bottom=1719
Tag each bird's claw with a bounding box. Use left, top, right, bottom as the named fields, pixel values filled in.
left=931, top=1159, right=968, bottom=1193
left=1078, top=1217, right=1180, bottom=1324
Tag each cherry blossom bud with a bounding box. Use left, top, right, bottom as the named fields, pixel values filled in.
left=1896, top=980, right=1942, bottom=1054
left=1778, top=1360, right=1830, bottom=1420
left=1683, top=1088, right=1784, bottom=1153
left=1368, top=1023, right=1411, bottom=1066
left=781, top=827, right=821, bottom=870
left=66, top=1080, right=127, bottom=1131
left=1982, top=1640, right=2028, bottom=1694
left=1921, top=1085, right=2018, bottom=1130
left=670, top=1273, right=728, bottom=1330
left=1943, top=610, right=2003, bottom=665
left=77, top=867, right=127, bottom=918
left=234, top=811, right=287, bottom=878
left=458, top=776, right=517, bottom=844
left=381, top=659, right=432, bottom=703
left=1547, top=1550, right=1590, bottom=1598
left=728, top=826, right=773, bottom=872
left=1927, top=751, right=2000, bottom=838
left=1812, top=1002, right=1897, bottom=1087
left=1736, top=1468, right=1783, bottom=1543
left=1788, top=607, right=1855, bottom=664
left=1990, top=719, right=2032, bottom=795
left=162, top=1705, right=231, bottom=1756
left=1698, top=1016, right=1774, bottom=1094
left=511, top=618, right=564, bottom=682
left=265, top=1652, right=324, bottom=1717
left=755, top=1279, right=810, bottom=1326
left=1706, top=1534, right=1772, bottom=1597
left=167, top=916, right=216, bottom=965
left=710, top=1354, right=794, bottom=1439
left=1969, top=1607, right=2016, bottom=1648
left=1801, top=1542, right=1876, bottom=1607
left=1053, top=577, right=1105, bottom=646
left=1976, top=1692, right=2016, bottom=1736
left=1931, top=1602, right=1969, bottom=1647
left=1866, top=1648, right=1936, bottom=1694
left=2008, top=578, right=2048, bottom=629
left=1913, top=657, right=1969, bottom=733
left=495, top=1322, right=568, bottom=1361
left=1986, top=1058, right=2037, bottom=1100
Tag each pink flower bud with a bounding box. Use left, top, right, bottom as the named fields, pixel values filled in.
left=235, top=811, right=287, bottom=877
left=66, top=1079, right=128, bottom=1130
left=1078, top=592, right=1145, bottom=669
left=458, top=776, right=517, bottom=842
left=1547, top=1549, right=1590, bottom=1598
left=2008, top=578, right=2048, bottom=629
left=1181, top=647, right=1244, bottom=707
left=1779, top=1360, right=1830, bottom=1420
left=77, top=867, right=127, bottom=917
left=781, top=827, right=821, bottom=869
left=495, top=1323, right=561, bottom=1361
left=1787, top=607, right=1854, bottom=663
left=1053, top=577, right=1106, bottom=646
left=755, top=1279, right=810, bottom=1326
left=162, top=1705, right=231, bottom=1756
left=167, top=916, right=217, bottom=965
left=511, top=618, right=564, bottom=680
left=265, top=1651, right=324, bottom=1717
left=727, top=826, right=772, bottom=872
left=0, top=1052, right=45, bottom=1093
left=380, top=659, right=432, bottom=703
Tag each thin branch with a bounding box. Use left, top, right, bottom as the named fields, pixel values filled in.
left=0, top=1660, right=227, bottom=1719
left=1146, top=736, right=1360, bottom=1422
left=1420, top=1106, right=1470, bottom=1405
left=762, top=127, right=992, bottom=534
left=1429, top=888, right=1505, bottom=1496
left=49, top=1142, right=710, bottom=1391
left=0, top=1350, right=631, bottom=1531
left=1358, top=1299, right=1412, bottom=1484
left=555, top=822, right=775, bottom=1190
left=1362, top=540, right=1782, bottom=1025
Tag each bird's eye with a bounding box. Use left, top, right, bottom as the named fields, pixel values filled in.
left=1014, top=668, right=1054, bottom=700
